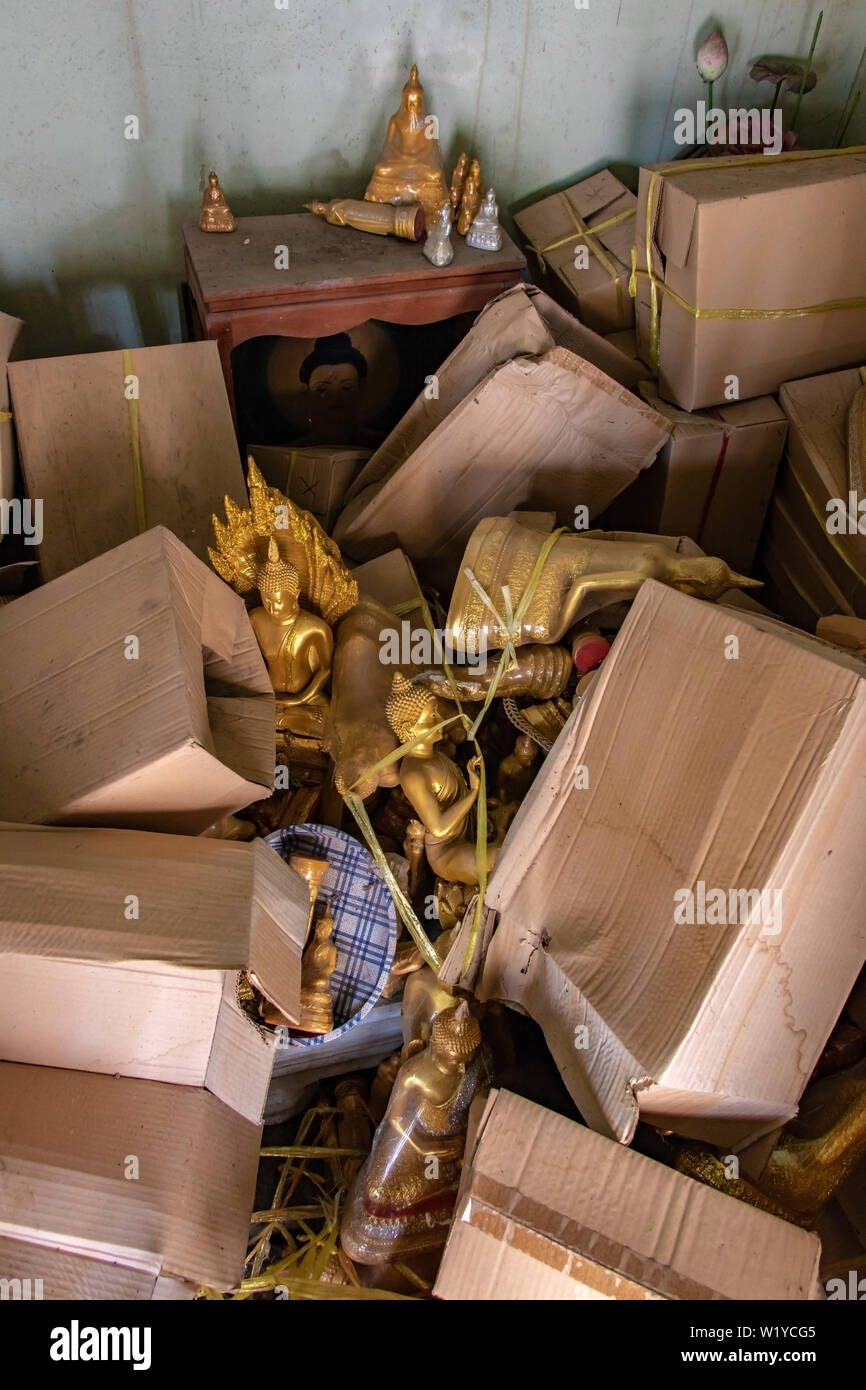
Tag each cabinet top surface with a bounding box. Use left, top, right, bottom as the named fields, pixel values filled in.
left=184, top=213, right=525, bottom=308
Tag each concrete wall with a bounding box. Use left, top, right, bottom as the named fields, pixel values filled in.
left=2, top=0, right=864, bottom=357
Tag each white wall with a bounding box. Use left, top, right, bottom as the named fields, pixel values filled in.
left=2, top=0, right=864, bottom=356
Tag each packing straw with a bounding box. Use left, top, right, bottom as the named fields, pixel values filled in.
left=628, top=146, right=866, bottom=374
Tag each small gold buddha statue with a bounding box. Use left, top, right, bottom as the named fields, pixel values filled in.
left=297, top=904, right=338, bottom=1034
left=496, top=733, right=540, bottom=804
left=340, top=1001, right=486, bottom=1264
left=200, top=170, right=236, bottom=232
left=364, top=64, right=450, bottom=221
left=456, top=159, right=483, bottom=235
left=250, top=537, right=333, bottom=741
left=385, top=673, right=501, bottom=887
left=449, top=152, right=468, bottom=212
left=447, top=516, right=761, bottom=650
left=401, top=928, right=457, bottom=1045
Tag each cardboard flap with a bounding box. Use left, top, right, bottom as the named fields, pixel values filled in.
left=0, top=824, right=306, bottom=1025
left=343, top=286, right=555, bottom=504
left=655, top=176, right=698, bottom=270
left=0, top=1061, right=261, bottom=1290
left=436, top=1089, right=822, bottom=1301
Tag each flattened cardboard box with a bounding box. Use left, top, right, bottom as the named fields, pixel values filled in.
left=475, top=582, right=866, bottom=1148
left=606, top=386, right=787, bottom=574
left=0, top=1061, right=261, bottom=1294
left=633, top=149, right=866, bottom=410
left=335, top=289, right=670, bottom=585
left=434, top=1090, right=821, bottom=1301
left=760, top=367, right=866, bottom=623
left=0, top=526, right=275, bottom=834
left=514, top=169, right=637, bottom=334
left=249, top=444, right=370, bottom=534
left=7, top=339, right=246, bottom=581
left=0, top=822, right=309, bottom=1120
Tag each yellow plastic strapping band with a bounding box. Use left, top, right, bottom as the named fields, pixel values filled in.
left=531, top=198, right=634, bottom=326
left=0, top=411, right=12, bottom=423
left=629, top=145, right=866, bottom=374
left=121, top=348, right=146, bottom=534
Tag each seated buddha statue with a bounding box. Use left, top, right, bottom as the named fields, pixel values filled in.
left=199, top=170, right=236, bottom=233
left=340, top=1001, right=486, bottom=1264
left=385, top=673, right=502, bottom=887
left=364, top=64, right=450, bottom=221
left=249, top=537, right=333, bottom=740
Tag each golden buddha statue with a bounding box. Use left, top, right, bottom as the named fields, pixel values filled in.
left=364, top=64, right=450, bottom=221
left=297, top=905, right=338, bottom=1034
left=250, top=538, right=333, bottom=740
left=385, top=673, right=501, bottom=887
left=401, top=928, right=457, bottom=1045
left=496, top=733, right=540, bottom=805
left=340, top=1001, right=486, bottom=1263
left=200, top=170, right=236, bottom=233
left=456, top=159, right=483, bottom=235
left=449, top=152, right=468, bottom=212
left=447, top=516, right=761, bottom=650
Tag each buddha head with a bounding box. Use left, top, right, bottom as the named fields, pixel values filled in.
left=667, top=555, right=762, bottom=600
left=430, top=1001, right=482, bottom=1068
left=300, top=333, right=368, bottom=443
left=402, top=64, right=424, bottom=117
left=256, top=536, right=301, bottom=619
left=386, top=672, right=457, bottom=752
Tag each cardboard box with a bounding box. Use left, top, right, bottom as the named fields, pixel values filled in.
left=760, top=368, right=866, bottom=623
left=633, top=150, right=866, bottom=410
left=7, top=340, right=246, bottom=580
left=514, top=170, right=637, bottom=334
left=0, top=526, right=275, bottom=833
left=475, top=581, right=866, bottom=1148
left=335, top=290, right=671, bottom=586
left=341, top=285, right=646, bottom=520
left=0, top=1061, right=261, bottom=1294
left=249, top=444, right=370, bottom=534
left=0, top=822, right=309, bottom=1113
left=350, top=548, right=422, bottom=615
left=433, top=1090, right=822, bottom=1301
left=0, top=311, right=22, bottom=516
left=606, top=387, right=787, bottom=574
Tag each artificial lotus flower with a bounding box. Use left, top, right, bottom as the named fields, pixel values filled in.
left=697, top=28, right=729, bottom=83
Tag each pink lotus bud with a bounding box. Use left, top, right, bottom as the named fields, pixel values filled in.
left=697, top=28, right=729, bottom=82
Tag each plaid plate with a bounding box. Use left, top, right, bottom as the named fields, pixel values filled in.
left=266, top=823, right=397, bottom=1049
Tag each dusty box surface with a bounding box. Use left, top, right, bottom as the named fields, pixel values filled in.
left=0, top=526, right=275, bottom=833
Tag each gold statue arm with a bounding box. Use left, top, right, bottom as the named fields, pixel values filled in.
left=282, top=629, right=333, bottom=707
left=559, top=569, right=652, bottom=631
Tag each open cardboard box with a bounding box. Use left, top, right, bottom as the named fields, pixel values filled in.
left=450, top=580, right=866, bottom=1148
left=0, top=821, right=309, bottom=1119
left=433, top=1090, right=822, bottom=1301
left=0, top=1060, right=262, bottom=1296
left=334, top=285, right=666, bottom=585
left=7, top=339, right=246, bottom=581
left=0, top=526, right=275, bottom=834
